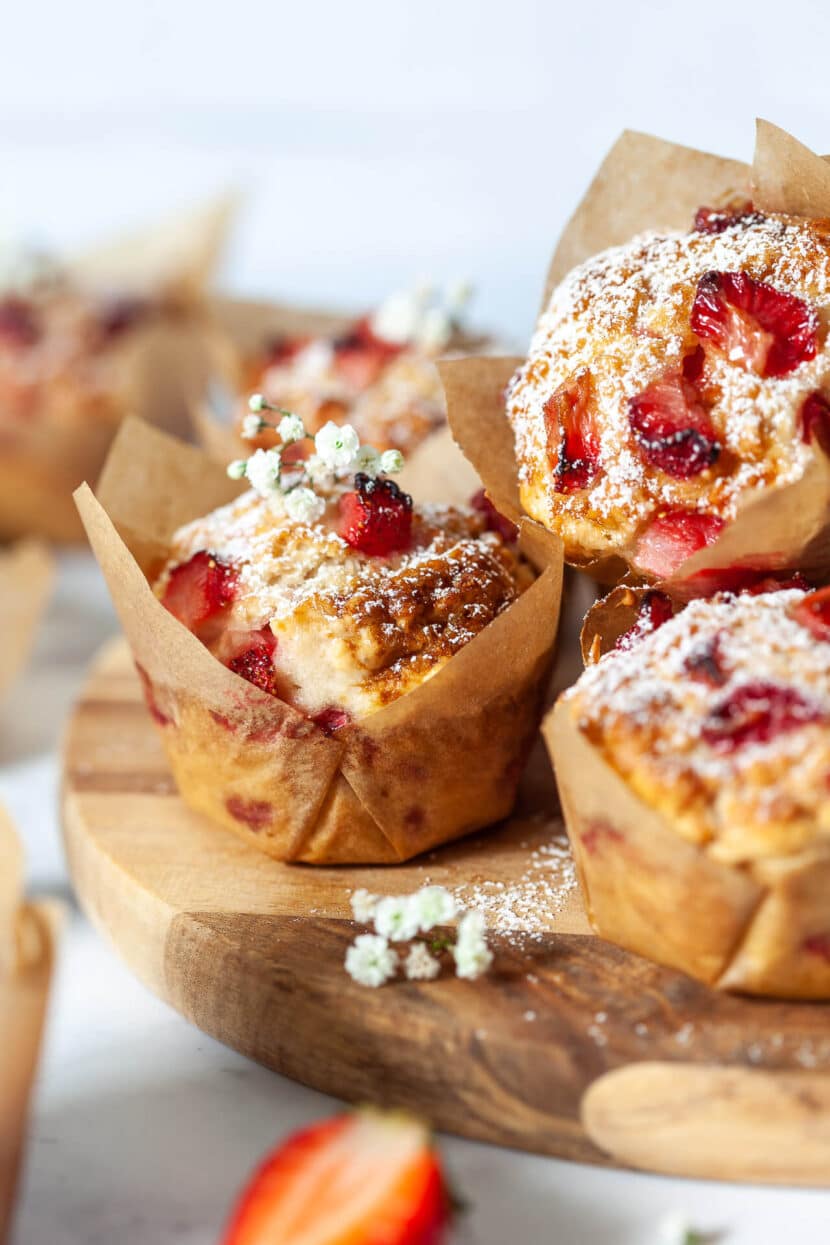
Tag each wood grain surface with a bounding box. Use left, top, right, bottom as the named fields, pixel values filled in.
left=63, top=639, right=830, bottom=1179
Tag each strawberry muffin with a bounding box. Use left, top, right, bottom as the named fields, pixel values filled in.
left=549, top=583, right=830, bottom=997
left=508, top=205, right=830, bottom=585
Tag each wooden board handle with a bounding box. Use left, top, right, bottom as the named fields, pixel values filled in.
left=582, top=1062, right=830, bottom=1186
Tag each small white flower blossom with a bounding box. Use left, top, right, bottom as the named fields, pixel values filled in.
left=305, top=454, right=334, bottom=487
left=370, top=290, right=421, bottom=345
left=315, top=421, right=361, bottom=472
left=415, top=306, right=453, bottom=352
left=278, top=412, right=305, bottom=444
left=412, top=885, right=457, bottom=933
left=354, top=445, right=381, bottom=477
left=248, top=392, right=267, bottom=413
left=345, top=934, right=398, bottom=988
left=405, top=943, right=441, bottom=981
left=379, top=449, right=404, bottom=475
left=350, top=889, right=378, bottom=924
left=453, top=910, right=493, bottom=980
left=226, top=459, right=247, bottom=480
left=445, top=278, right=474, bottom=315
left=242, top=413, right=264, bottom=440
left=245, top=447, right=282, bottom=497
left=657, top=1212, right=702, bottom=1245
left=284, top=486, right=326, bottom=525
left=374, top=895, right=421, bottom=942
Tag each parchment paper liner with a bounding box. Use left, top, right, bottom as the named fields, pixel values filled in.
left=546, top=690, right=830, bottom=999
left=0, top=543, right=52, bottom=700
left=448, top=122, right=830, bottom=589
left=0, top=806, right=61, bottom=1243
left=75, top=418, right=563, bottom=865
left=0, top=196, right=235, bottom=544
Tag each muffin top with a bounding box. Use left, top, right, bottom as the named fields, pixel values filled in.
left=508, top=208, right=830, bottom=576
left=156, top=480, right=529, bottom=726
left=563, top=585, right=830, bottom=864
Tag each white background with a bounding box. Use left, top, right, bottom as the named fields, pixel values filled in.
left=4, top=2, right=830, bottom=1241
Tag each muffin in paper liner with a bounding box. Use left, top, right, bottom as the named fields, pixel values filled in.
left=546, top=585, right=830, bottom=999
left=74, top=418, right=562, bottom=865
left=448, top=122, right=830, bottom=595
left=0, top=196, right=234, bottom=544
left=0, top=542, right=52, bottom=701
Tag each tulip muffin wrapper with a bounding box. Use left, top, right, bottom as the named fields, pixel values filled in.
left=545, top=698, right=830, bottom=999
left=75, top=417, right=563, bottom=865
left=0, top=197, right=234, bottom=544
left=0, top=806, right=62, bottom=1244
left=446, top=121, right=830, bottom=591
left=0, top=542, right=52, bottom=701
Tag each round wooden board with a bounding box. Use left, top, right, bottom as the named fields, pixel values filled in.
left=63, top=639, right=830, bottom=1182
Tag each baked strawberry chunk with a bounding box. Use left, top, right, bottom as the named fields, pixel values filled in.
left=220, top=1110, right=450, bottom=1245
left=633, top=510, right=725, bottom=578
left=684, top=567, right=810, bottom=598
left=684, top=633, right=727, bottom=685
left=544, top=370, right=600, bottom=493
left=312, top=706, right=352, bottom=735
left=690, top=270, right=818, bottom=378
left=264, top=334, right=310, bottom=368
left=333, top=315, right=404, bottom=389
left=790, top=585, right=830, bottom=642
left=702, top=681, right=824, bottom=752
left=471, top=488, right=518, bottom=542
left=615, top=590, right=674, bottom=651
left=693, top=203, right=762, bottom=234
left=339, top=473, right=413, bottom=556
left=628, top=371, right=720, bottom=478
left=226, top=628, right=279, bottom=697
left=800, top=390, right=830, bottom=456
left=161, top=551, right=239, bottom=632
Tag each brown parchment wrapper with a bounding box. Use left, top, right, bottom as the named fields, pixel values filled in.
left=75, top=417, right=563, bottom=865
left=546, top=694, right=830, bottom=999
left=0, top=543, right=52, bottom=700
left=0, top=197, right=235, bottom=545
left=0, top=806, right=61, bottom=1243
left=578, top=584, right=668, bottom=666
left=450, top=123, right=830, bottom=590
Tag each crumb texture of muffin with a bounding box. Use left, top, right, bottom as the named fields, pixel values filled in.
left=508, top=210, right=830, bottom=575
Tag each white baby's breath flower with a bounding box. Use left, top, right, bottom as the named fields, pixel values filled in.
left=379, top=449, right=404, bottom=475
left=345, top=934, right=398, bottom=988
left=226, top=459, right=247, bottom=480
left=370, top=290, right=421, bottom=345
left=284, top=486, right=326, bottom=525
left=374, top=895, right=420, bottom=942
left=350, top=888, right=378, bottom=924
left=415, top=306, right=453, bottom=352
left=445, top=278, right=474, bottom=314
left=405, top=943, right=441, bottom=981
left=245, top=447, right=282, bottom=497
left=315, top=421, right=361, bottom=472
left=354, top=445, right=381, bottom=477
left=278, top=412, right=305, bottom=444
left=241, top=413, right=264, bottom=440
left=452, top=910, right=493, bottom=980
left=305, top=453, right=334, bottom=487
left=248, top=392, right=267, bottom=413
left=412, top=885, right=457, bottom=933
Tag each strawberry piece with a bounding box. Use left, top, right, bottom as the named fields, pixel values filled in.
left=333, top=315, right=404, bottom=388
left=633, top=510, right=725, bottom=579
left=339, top=473, right=413, bottom=556
left=690, top=270, right=818, bottom=378
left=615, top=590, right=674, bottom=652
left=684, top=633, right=727, bottom=685
left=312, top=706, right=352, bottom=735
left=221, top=1110, right=450, bottom=1245
left=790, top=585, right=830, bottom=643
left=0, top=297, right=40, bottom=348
left=226, top=628, right=279, bottom=697
left=800, top=390, right=830, bottom=457
left=702, top=681, right=823, bottom=752
left=543, top=370, right=600, bottom=493
left=628, top=371, right=720, bottom=478
left=162, top=551, right=238, bottom=632
left=470, top=488, right=518, bottom=542
left=693, top=203, right=762, bottom=234
left=264, top=334, right=310, bottom=368
left=684, top=566, right=811, bottom=598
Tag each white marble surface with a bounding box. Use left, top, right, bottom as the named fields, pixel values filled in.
left=2, top=561, right=829, bottom=1245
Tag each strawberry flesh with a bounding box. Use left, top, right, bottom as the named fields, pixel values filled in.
left=162, top=551, right=239, bottom=632
left=790, top=585, right=830, bottom=643
left=220, top=1110, right=450, bottom=1245
left=227, top=628, right=279, bottom=697
left=264, top=334, right=310, bottom=368
left=333, top=315, right=404, bottom=388
left=684, top=567, right=810, bottom=598
left=312, top=706, right=352, bottom=735
left=702, top=681, right=823, bottom=752
left=628, top=371, right=720, bottom=478
left=544, top=370, right=600, bottom=493
left=690, top=270, right=818, bottom=378
left=800, top=390, right=830, bottom=457
left=470, top=488, right=518, bottom=542
left=693, top=203, right=762, bottom=234
left=339, top=473, right=413, bottom=556
left=615, top=591, right=674, bottom=651
left=633, top=510, right=725, bottom=579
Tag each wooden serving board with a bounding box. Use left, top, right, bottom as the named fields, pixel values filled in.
left=63, top=639, right=830, bottom=1184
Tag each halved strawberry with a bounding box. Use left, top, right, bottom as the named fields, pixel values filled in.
left=693, top=203, right=762, bottom=234
left=702, top=681, right=823, bottom=752
left=690, top=270, right=818, bottom=378
left=633, top=510, right=725, bottom=579
left=790, top=585, right=830, bottom=642
left=800, top=390, right=830, bottom=456
left=221, top=1110, right=450, bottom=1245
left=470, top=488, right=518, bottom=542
left=225, top=627, right=279, bottom=697
left=339, top=474, right=413, bottom=556
left=543, top=370, right=600, bottom=493
left=161, top=551, right=239, bottom=633
left=628, top=371, right=720, bottom=478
